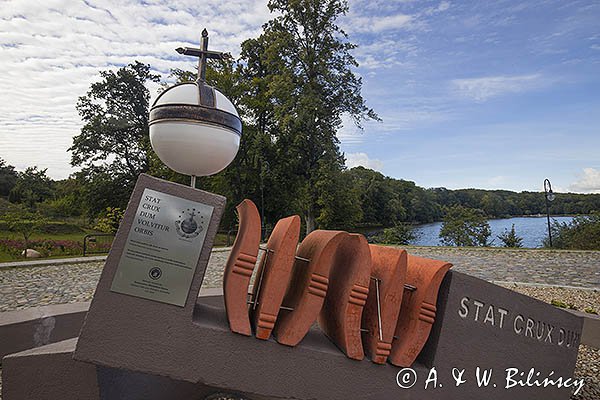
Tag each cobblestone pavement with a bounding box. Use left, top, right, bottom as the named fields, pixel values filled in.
left=1, top=247, right=599, bottom=399
left=1, top=247, right=599, bottom=313
left=405, top=246, right=600, bottom=289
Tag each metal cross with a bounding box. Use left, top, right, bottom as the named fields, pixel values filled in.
left=176, top=29, right=232, bottom=82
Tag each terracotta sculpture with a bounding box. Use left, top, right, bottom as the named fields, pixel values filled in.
left=222, top=199, right=261, bottom=336
left=250, top=215, right=301, bottom=340
left=273, top=230, right=346, bottom=346
left=388, top=255, right=452, bottom=367
left=318, top=233, right=371, bottom=360
left=362, top=245, right=407, bottom=364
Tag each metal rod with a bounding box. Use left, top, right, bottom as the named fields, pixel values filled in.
left=259, top=246, right=274, bottom=253
left=190, top=175, right=196, bottom=188
left=246, top=299, right=294, bottom=312
left=295, top=256, right=311, bottom=263
left=252, top=248, right=270, bottom=311
left=375, top=277, right=383, bottom=341
left=544, top=178, right=553, bottom=247
left=369, top=277, right=384, bottom=341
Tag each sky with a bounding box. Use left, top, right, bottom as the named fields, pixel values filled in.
left=0, top=0, right=599, bottom=193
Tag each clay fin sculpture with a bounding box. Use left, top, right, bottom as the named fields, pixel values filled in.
left=223, top=199, right=261, bottom=336
left=361, top=245, right=407, bottom=364
left=250, top=215, right=301, bottom=340
left=318, top=233, right=371, bottom=360
left=272, top=230, right=347, bottom=346
left=388, top=255, right=452, bottom=367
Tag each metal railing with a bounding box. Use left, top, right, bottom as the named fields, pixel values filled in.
left=83, top=233, right=115, bottom=256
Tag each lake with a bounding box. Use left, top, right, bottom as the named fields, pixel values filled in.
left=411, top=216, right=574, bottom=248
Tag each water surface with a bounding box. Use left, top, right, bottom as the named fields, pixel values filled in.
left=412, top=216, right=574, bottom=248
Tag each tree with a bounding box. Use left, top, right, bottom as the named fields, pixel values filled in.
left=375, top=223, right=418, bottom=245
left=497, top=224, right=524, bottom=248
left=544, top=213, right=600, bottom=250
left=4, top=209, right=48, bottom=256
left=247, top=0, right=379, bottom=234
left=439, top=205, right=491, bottom=247
left=37, top=178, right=86, bottom=218
left=70, top=61, right=160, bottom=217
left=8, top=167, right=54, bottom=210
left=0, top=158, right=18, bottom=197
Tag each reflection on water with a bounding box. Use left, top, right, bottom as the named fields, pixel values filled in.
left=412, top=216, right=574, bottom=248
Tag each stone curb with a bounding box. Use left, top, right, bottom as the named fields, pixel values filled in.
left=0, top=256, right=108, bottom=270
left=0, top=247, right=233, bottom=270
left=493, top=280, right=600, bottom=292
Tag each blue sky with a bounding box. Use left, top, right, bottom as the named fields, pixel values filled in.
left=0, top=0, right=599, bottom=193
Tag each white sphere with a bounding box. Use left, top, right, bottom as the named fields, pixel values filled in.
left=149, top=83, right=241, bottom=177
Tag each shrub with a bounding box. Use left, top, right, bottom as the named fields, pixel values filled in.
left=543, top=212, right=600, bottom=250
left=497, top=224, right=524, bottom=248
left=374, top=223, right=418, bottom=245
left=439, top=206, right=491, bottom=247
left=94, top=207, right=124, bottom=234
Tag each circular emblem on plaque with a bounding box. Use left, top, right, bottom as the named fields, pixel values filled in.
left=149, top=267, right=162, bottom=280
left=175, top=208, right=203, bottom=239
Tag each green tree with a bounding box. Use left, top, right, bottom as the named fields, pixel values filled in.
left=70, top=61, right=160, bottom=218
left=8, top=167, right=54, bottom=210
left=544, top=213, right=600, bottom=250
left=4, top=210, right=48, bottom=256
left=439, top=205, right=491, bottom=247
left=249, top=0, right=379, bottom=234
left=37, top=178, right=85, bottom=218
left=0, top=158, right=18, bottom=197
left=497, top=224, right=524, bottom=248
left=375, top=223, right=418, bottom=245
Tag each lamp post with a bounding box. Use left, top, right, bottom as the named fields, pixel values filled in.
left=148, top=29, right=241, bottom=188
left=543, top=178, right=555, bottom=247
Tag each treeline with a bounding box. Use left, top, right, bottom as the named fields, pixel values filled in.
left=344, top=167, right=600, bottom=226
left=2, top=158, right=599, bottom=232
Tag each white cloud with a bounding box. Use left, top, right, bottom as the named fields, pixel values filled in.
left=345, top=152, right=383, bottom=171
left=0, top=0, right=271, bottom=179
left=347, top=13, right=414, bottom=34
left=569, top=168, right=600, bottom=193
left=451, top=74, right=542, bottom=102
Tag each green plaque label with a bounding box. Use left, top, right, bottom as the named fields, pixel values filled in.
left=110, top=188, right=214, bottom=306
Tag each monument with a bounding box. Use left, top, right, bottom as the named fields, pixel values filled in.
left=1, top=29, right=586, bottom=400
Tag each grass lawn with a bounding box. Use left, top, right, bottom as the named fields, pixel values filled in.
left=0, top=229, right=107, bottom=262
left=0, top=230, right=234, bottom=262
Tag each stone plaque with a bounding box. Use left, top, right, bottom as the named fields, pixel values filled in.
left=110, top=188, right=214, bottom=307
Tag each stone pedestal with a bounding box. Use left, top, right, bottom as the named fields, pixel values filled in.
left=70, top=268, right=581, bottom=399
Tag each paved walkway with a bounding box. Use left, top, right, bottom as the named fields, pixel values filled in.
left=0, top=247, right=598, bottom=313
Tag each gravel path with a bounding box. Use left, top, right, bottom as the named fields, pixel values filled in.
left=0, top=247, right=598, bottom=399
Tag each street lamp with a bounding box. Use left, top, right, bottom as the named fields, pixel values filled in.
left=543, top=178, right=555, bottom=247
left=149, top=29, right=241, bottom=188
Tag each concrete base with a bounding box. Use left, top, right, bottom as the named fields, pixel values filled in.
left=73, top=273, right=582, bottom=400
left=0, top=302, right=89, bottom=359
left=2, top=338, right=242, bottom=400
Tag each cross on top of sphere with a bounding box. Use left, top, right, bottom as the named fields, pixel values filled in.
left=176, top=29, right=232, bottom=82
